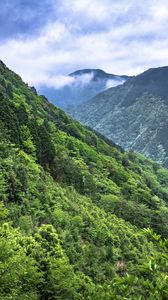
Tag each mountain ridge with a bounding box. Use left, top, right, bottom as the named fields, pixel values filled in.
left=69, top=68, right=130, bottom=81
left=71, top=65, right=168, bottom=167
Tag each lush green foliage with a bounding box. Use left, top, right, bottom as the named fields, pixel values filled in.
left=0, top=61, right=168, bottom=299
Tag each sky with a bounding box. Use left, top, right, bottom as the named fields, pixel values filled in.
left=1, top=0, right=168, bottom=89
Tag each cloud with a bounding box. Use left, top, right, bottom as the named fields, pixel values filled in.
left=62, top=0, right=110, bottom=22
left=0, top=0, right=55, bottom=40
left=72, top=73, right=94, bottom=87
left=105, top=79, right=126, bottom=90
left=37, top=73, right=94, bottom=89
left=1, top=0, right=168, bottom=89
left=37, top=74, right=74, bottom=89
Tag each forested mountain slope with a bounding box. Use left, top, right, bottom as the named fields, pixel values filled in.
left=71, top=66, right=168, bottom=167
left=1, top=61, right=168, bottom=299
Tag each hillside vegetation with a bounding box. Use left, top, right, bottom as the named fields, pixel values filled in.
left=0, top=61, right=168, bottom=299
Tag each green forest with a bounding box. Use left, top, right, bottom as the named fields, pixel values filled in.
left=0, top=61, right=168, bottom=299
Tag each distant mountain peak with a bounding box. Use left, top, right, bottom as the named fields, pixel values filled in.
left=69, top=68, right=129, bottom=81
left=69, top=68, right=111, bottom=77
left=38, top=68, right=131, bottom=109
left=70, top=68, right=106, bottom=74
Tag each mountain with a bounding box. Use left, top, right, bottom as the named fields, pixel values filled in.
left=38, top=68, right=130, bottom=110
left=71, top=66, right=168, bottom=167
left=1, top=60, right=168, bottom=299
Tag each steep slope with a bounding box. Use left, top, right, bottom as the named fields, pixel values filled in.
left=1, top=61, right=168, bottom=299
left=38, top=68, right=130, bottom=110
left=72, top=66, right=168, bottom=167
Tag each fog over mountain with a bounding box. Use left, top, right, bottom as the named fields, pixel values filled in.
left=37, top=69, right=130, bottom=110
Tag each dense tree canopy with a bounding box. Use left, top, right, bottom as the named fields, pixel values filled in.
left=0, top=61, right=168, bottom=299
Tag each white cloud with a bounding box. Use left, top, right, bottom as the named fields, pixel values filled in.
left=105, top=79, right=126, bottom=89
left=73, top=73, right=94, bottom=86
left=38, top=74, right=75, bottom=89
left=60, top=0, right=134, bottom=25
left=65, top=0, right=109, bottom=21
left=150, top=3, right=168, bottom=21
left=1, top=0, right=168, bottom=89
left=37, top=73, right=94, bottom=89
